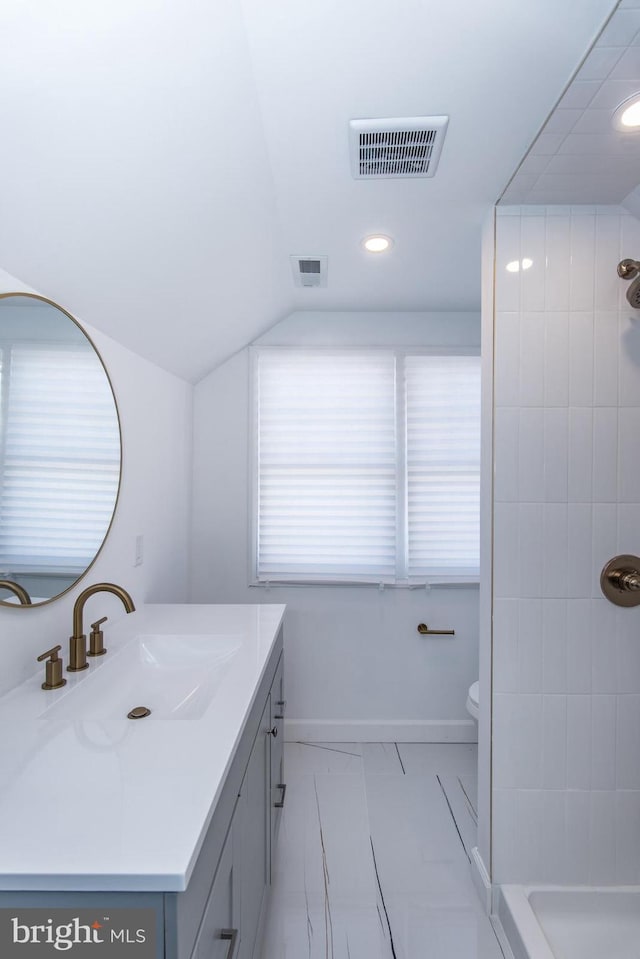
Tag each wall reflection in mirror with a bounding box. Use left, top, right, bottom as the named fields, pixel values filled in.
left=0, top=294, right=121, bottom=606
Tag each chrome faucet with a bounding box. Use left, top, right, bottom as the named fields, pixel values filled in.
left=0, top=579, right=31, bottom=605
left=68, top=582, right=136, bottom=672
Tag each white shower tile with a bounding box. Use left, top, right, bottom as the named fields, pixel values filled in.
left=494, top=503, right=519, bottom=598
left=493, top=599, right=519, bottom=693
left=589, top=791, right=617, bottom=884
left=494, top=408, right=519, bottom=502
left=545, top=216, right=571, bottom=311
left=594, top=216, right=621, bottom=311
left=618, top=502, right=640, bottom=553
left=592, top=407, right=619, bottom=501
left=491, top=790, right=519, bottom=883
left=542, top=695, right=567, bottom=788
left=609, top=43, right=640, bottom=80
left=515, top=695, right=543, bottom=788
left=494, top=312, right=520, bottom=407
left=577, top=46, right=624, bottom=80
left=544, top=408, right=568, bottom=501
left=593, top=312, right=619, bottom=405
left=539, top=792, right=569, bottom=882
left=557, top=81, right=599, bottom=110
left=494, top=694, right=542, bottom=789
left=618, top=408, right=640, bottom=502
left=618, top=311, right=640, bottom=406
left=544, top=312, right=570, bottom=406
left=518, top=504, right=544, bottom=598
left=616, top=695, right=640, bottom=789
left=615, top=792, right=640, bottom=885
left=566, top=695, right=592, bottom=789
left=519, top=313, right=545, bottom=406
left=542, top=599, right=568, bottom=694
left=518, top=409, right=544, bottom=502
left=565, top=791, right=590, bottom=882
left=591, top=598, right=618, bottom=694
left=591, top=695, right=617, bottom=789
left=617, top=603, right=640, bottom=694
left=592, top=503, right=618, bottom=596
left=569, top=214, right=595, bottom=310
left=568, top=408, right=594, bottom=503
left=566, top=599, right=592, bottom=694
left=568, top=312, right=594, bottom=407
left=542, top=504, right=568, bottom=598
left=495, top=216, right=521, bottom=312
left=521, top=216, right=546, bottom=311
left=567, top=504, right=593, bottom=598
left=597, top=6, right=640, bottom=45
left=518, top=599, right=543, bottom=693
left=515, top=791, right=547, bottom=878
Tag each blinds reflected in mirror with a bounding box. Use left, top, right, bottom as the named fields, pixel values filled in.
left=0, top=342, right=120, bottom=575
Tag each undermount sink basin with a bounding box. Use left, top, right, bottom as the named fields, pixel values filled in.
left=40, top=634, right=242, bottom=721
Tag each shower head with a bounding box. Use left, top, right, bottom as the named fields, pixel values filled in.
left=617, top=258, right=640, bottom=308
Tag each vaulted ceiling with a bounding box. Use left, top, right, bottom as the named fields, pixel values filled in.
left=0, top=0, right=618, bottom=382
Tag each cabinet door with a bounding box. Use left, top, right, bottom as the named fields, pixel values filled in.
left=236, top=698, right=270, bottom=959
left=192, top=823, right=239, bottom=959
left=269, top=656, right=285, bottom=865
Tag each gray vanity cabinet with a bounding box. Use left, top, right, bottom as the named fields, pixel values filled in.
left=236, top=698, right=270, bottom=959
left=0, top=629, right=284, bottom=959
left=269, top=656, right=285, bottom=868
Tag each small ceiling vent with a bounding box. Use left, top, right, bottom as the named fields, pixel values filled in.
left=290, top=255, right=328, bottom=288
left=349, top=116, right=449, bottom=179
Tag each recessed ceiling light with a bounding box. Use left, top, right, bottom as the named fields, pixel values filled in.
left=612, top=93, right=640, bottom=131
left=363, top=234, right=393, bottom=253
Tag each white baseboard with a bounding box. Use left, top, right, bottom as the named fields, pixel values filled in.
left=284, top=719, right=477, bottom=743
left=470, top=846, right=492, bottom=914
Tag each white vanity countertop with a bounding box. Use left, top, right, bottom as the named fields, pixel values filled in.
left=0, top=603, right=286, bottom=893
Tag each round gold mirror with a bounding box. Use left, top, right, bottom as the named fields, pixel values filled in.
left=0, top=293, right=121, bottom=607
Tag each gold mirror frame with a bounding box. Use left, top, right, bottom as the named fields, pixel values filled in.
left=0, top=292, right=122, bottom=608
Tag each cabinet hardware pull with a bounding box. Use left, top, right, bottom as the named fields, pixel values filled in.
left=220, top=928, right=238, bottom=959
left=274, top=783, right=287, bottom=808
left=276, top=699, right=287, bottom=709
left=269, top=726, right=278, bottom=738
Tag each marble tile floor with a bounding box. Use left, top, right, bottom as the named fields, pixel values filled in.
left=259, top=742, right=504, bottom=959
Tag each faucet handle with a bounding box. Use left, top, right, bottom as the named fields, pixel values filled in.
left=88, top=616, right=108, bottom=657
left=37, top=645, right=67, bottom=690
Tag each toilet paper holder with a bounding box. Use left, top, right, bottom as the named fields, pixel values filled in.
left=417, top=623, right=455, bottom=636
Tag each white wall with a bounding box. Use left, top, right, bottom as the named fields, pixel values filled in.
left=191, top=310, right=481, bottom=742
left=491, top=206, right=640, bottom=884
left=0, top=269, right=193, bottom=697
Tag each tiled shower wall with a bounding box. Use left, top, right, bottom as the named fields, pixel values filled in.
left=492, top=205, right=640, bottom=884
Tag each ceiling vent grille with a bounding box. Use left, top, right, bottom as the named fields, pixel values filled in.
left=349, top=116, right=449, bottom=179
left=290, top=255, right=328, bottom=288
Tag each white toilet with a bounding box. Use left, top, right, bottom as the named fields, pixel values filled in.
left=466, top=680, right=479, bottom=723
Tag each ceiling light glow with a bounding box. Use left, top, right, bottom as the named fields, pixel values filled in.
left=363, top=235, right=393, bottom=253
left=613, top=94, right=640, bottom=131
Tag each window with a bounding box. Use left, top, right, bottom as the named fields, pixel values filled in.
left=252, top=348, right=480, bottom=585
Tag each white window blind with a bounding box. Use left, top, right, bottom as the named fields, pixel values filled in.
left=253, top=348, right=480, bottom=584
left=256, top=350, right=397, bottom=582
left=405, top=354, right=481, bottom=579
left=0, top=342, right=120, bottom=575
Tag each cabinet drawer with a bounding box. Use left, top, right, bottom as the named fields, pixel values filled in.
left=270, top=656, right=285, bottom=863
left=192, top=825, right=239, bottom=959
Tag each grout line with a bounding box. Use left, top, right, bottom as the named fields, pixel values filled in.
left=436, top=774, right=471, bottom=862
